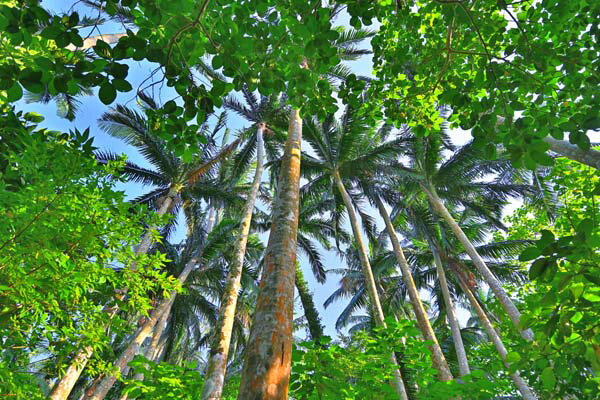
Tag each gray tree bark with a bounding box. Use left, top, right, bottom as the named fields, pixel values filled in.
left=543, top=136, right=600, bottom=169
left=375, top=197, right=453, bottom=381
left=201, top=124, right=265, bottom=400
left=334, top=173, right=409, bottom=400
left=454, top=269, right=538, bottom=400
left=431, top=245, right=470, bottom=377
left=422, top=185, right=534, bottom=341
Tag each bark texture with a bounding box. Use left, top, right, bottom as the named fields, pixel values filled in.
left=454, top=268, right=538, bottom=400
left=431, top=246, right=470, bottom=377
left=49, top=346, right=94, bottom=400
left=423, top=185, right=534, bottom=341
left=376, top=198, right=453, bottom=381
left=49, top=188, right=179, bottom=400
left=334, top=173, right=409, bottom=400
left=237, top=110, right=302, bottom=400
left=543, top=136, right=600, bottom=170
left=201, top=125, right=265, bottom=400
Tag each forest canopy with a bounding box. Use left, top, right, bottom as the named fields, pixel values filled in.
left=0, top=0, right=599, bottom=399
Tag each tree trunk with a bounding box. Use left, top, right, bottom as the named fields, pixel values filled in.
left=205, top=203, right=217, bottom=234
left=237, top=110, right=302, bottom=400
left=334, top=172, right=409, bottom=400
left=543, top=136, right=600, bottom=169
left=49, top=346, right=94, bottom=400
left=84, top=258, right=201, bottom=400
left=431, top=245, right=470, bottom=377
left=118, top=302, right=172, bottom=400
left=493, top=114, right=599, bottom=169
left=201, top=124, right=265, bottom=400
left=294, top=263, right=324, bottom=341
left=375, top=197, right=453, bottom=381
left=454, top=269, right=538, bottom=400
left=49, top=188, right=179, bottom=400
left=422, top=185, right=534, bottom=341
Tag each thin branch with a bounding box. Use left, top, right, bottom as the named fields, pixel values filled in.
left=166, top=0, right=211, bottom=65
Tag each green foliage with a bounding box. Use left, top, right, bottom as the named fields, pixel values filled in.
left=342, top=0, right=600, bottom=167
left=290, top=320, right=512, bottom=399
left=123, top=356, right=203, bottom=399
left=123, top=356, right=241, bottom=399
left=503, top=158, right=600, bottom=398
left=0, top=107, right=179, bottom=387
left=0, top=360, right=46, bottom=399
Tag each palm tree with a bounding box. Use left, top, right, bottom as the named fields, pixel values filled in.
left=86, top=207, right=264, bottom=399
left=299, top=105, right=412, bottom=398
left=398, top=202, right=538, bottom=398
left=391, top=128, right=535, bottom=341
left=225, top=89, right=333, bottom=342
left=323, top=237, right=422, bottom=397
left=453, top=269, right=538, bottom=400
left=50, top=94, right=236, bottom=400
left=363, top=182, right=454, bottom=380
left=201, top=122, right=266, bottom=400
left=237, top=16, right=379, bottom=397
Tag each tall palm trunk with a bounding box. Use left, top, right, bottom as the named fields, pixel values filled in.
left=84, top=257, right=201, bottom=399
left=422, top=185, right=534, bottom=341
left=453, top=268, right=538, bottom=400
left=333, top=172, right=409, bottom=400
left=295, top=263, right=324, bottom=341
left=49, top=188, right=179, bottom=400
left=430, top=245, right=470, bottom=377
left=118, top=302, right=172, bottom=400
left=201, top=124, right=265, bottom=400
left=375, top=197, right=453, bottom=381
left=205, top=203, right=218, bottom=234
left=237, top=110, right=302, bottom=400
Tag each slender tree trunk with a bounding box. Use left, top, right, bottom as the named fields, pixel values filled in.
left=84, top=258, right=200, bottom=400
left=294, top=263, right=324, bottom=341
left=147, top=307, right=170, bottom=362
left=431, top=245, right=470, bottom=377
left=334, top=172, right=409, bottom=400
left=152, top=333, right=168, bottom=362
left=118, top=302, right=172, bottom=400
left=49, top=347, right=94, bottom=400
left=205, top=203, right=217, bottom=234
left=375, top=198, right=453, bottom=381
left=49, top=188, right=179, bottom=400
left=543, top=136, right=600, bottom=169
left=422, top=185, right=534, bottom=341
left=454, top=270, right=538, bottom=400
left=201, top=124, right=265, bottom=400
left=237, top=110, right=302, bottom=400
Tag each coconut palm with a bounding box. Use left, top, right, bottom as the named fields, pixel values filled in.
left=387, top=126, right=536, bottom=342
left=235, top=17, right=380, bottom=396
left=50, top=94, right=239, bottom=400
left=200, top=122, right=266, bottom=400
left=361, top=181, right=454, bottom=380
left=299, top=104, right=414, bottom=398
left=396, top=198, right=538, bottom=399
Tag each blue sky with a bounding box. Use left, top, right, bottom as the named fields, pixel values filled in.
left=23, top=1, right=475, bottom=340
